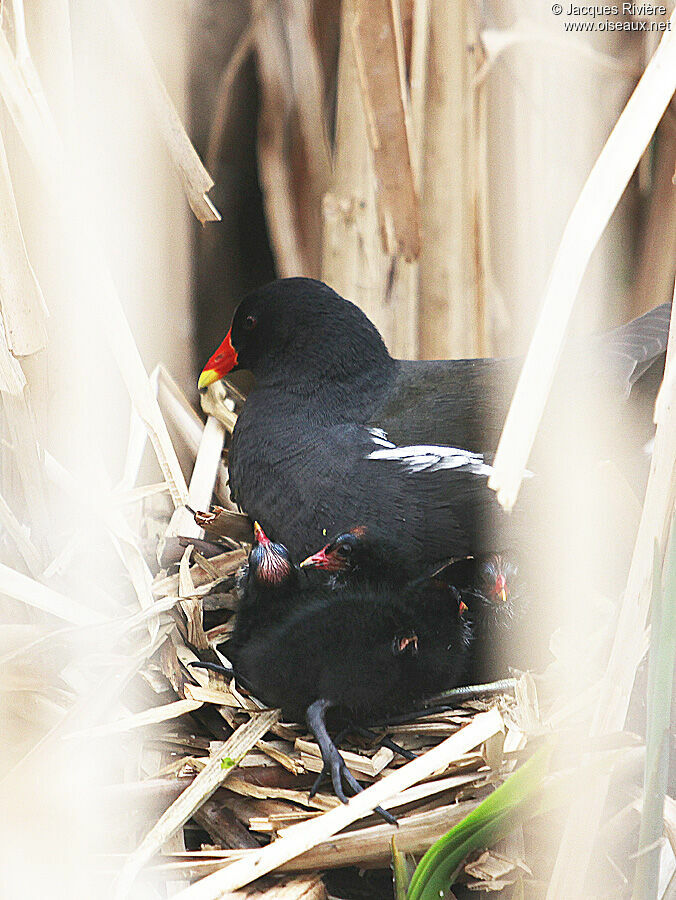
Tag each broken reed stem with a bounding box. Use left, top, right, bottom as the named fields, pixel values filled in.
left=68, top=698, right=204, bottom=740
left=166, top=413, right=226, bottom=540
left=116, top=708, right=281, bottom=898
left=101, top=0, right=220, bottom=223
left=152, top=799, right=483, bottom=877
left=0, top=561, right=105, bottom=625
left=488, top=8, right=676, bottom=511
left=172, top=708, right=503, bottom=899
left=0, top=126, right=47, bottom=356
left=547, top=293, right=676, bottom=896
left=0, top=25, right=190, bottom=510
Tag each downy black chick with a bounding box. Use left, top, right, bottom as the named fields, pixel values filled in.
left=228, top=525, right=471, bottom=812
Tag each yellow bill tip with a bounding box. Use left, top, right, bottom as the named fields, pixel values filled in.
left=198, top=368, right=219, bottom=391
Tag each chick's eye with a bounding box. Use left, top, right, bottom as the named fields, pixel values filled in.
left=336, top=543, right=352, bottom=557
left=244, top=315, right=258, bottom=331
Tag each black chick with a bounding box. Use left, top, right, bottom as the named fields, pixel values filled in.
left=226, top=521, right=302, bottom=662
left=301, top=531, right=528, bottom=684
left=198, top=278, right=670, bottom=573
left=298, top=526, right=411, bottom=586
left=435, top=553, right=526, bottom=683
left=229, top=526, right=471, bottom=811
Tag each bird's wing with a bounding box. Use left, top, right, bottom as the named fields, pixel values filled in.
left=373, top=357, right=519, bottom=451
left=587, top=301, right=671, bottom=396
left=326, top=425, right=507, bottom=559
left=376, top=304, right=671, bottom=450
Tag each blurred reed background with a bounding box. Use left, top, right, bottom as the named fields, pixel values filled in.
left=0, top=1, right=674, bottom=898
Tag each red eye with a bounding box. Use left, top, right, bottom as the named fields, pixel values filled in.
left=244, top=315, right=257, bottom=331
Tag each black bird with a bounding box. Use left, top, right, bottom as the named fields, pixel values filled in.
left=227, top=525, right=471, bottom=811
left=229, top=520, right=302, bottom=650
left=298, top=526, right=411, bottom=586
left=434, top=553, right=528, bottom=684
left=198, top=277, right=670, bottom=572
left=301, top=530, right=527, bottom=684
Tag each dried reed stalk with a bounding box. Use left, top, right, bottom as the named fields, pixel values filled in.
left=155, top=366, right=235, bottom=506
left=0, top=25, right=190, bottom=511
left=0, top=309, right=25, bottom=393
left=321, top=0, right=418, bottom=358
left=100, top=0, right=219, bottom=223
left=417, top=0, right=485, bottom=359
left=43, top=450, right=156, bottom=625
left=152, top=549, right=247, bottom=599
left=1, top=390, right=50, bottom=550
left=171, top=708, right=502, bottom=899
left=488, top=9, right=676, bottom=511
left=478, top=18, right=643, bottom=84
left=69, top=699, right=204, bottom=739
left=0, top=561, right=105, bottom=625
left=547, top=294, right=676, bottom=895
left=0, top=489, right=41, bottom=575
left=0, top=128, right=47, bottom=355
left=351, top=0, right=420, bottom=261
left=634, top=118, right=676, bottom=315
left=249, top=0, right=304, bottom=276
left=282, top=0, right=332, bottom=275
left=167, top=413, right=226, bottom=541
left=206, top=21, right=257, bottom=175
left=199, top=380, right=238, bottom=433
left=117, top=708, right=281, bottom=898
left=156, top=798, right=483, bottom=879
left=0, top=622, right=173, bottom=791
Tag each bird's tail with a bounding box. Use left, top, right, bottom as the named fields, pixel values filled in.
left=596, top=301, right=671, bottom=397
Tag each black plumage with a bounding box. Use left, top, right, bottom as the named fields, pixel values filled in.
left=228, top=520, right=302, bottom=651
left=434, top=553, right=527, bottom=684
left=300, top=530, right=526, bottom=685
left=199, top=278, right=671, bottom=573
left=226, top=525, right=471, bottom=808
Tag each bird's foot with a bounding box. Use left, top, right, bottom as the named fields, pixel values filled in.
left=324, top=741, right=397, bottom=826
left=308, top=765, right=328, bottom=800
left=306, top=699, right=397, bottom=826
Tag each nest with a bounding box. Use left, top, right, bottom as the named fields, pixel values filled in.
left=95, top=373, right=555, bottom=900
left=122, top=537, right=538, bottom=898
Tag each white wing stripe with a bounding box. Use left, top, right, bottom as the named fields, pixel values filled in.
left=368, top=427, right=395, bottom=448
left=367, top=443, right=493, bottom=476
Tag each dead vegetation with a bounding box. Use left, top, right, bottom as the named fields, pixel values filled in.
left=1, top=2, right=676, bottom=899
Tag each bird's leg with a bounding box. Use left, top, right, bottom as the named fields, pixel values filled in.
left=308, top=725, right=351, bottom=798
left=190, top=661, right=235, bottom=678
left=369, top=678, right=518, bottom=727
left=306, top=699, right=397, bottom=826
left=423, top=678, right=517, bottom=707
left=309, top=724, right=414, bottom=794
left=189, top=661, right=258, bottom=697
